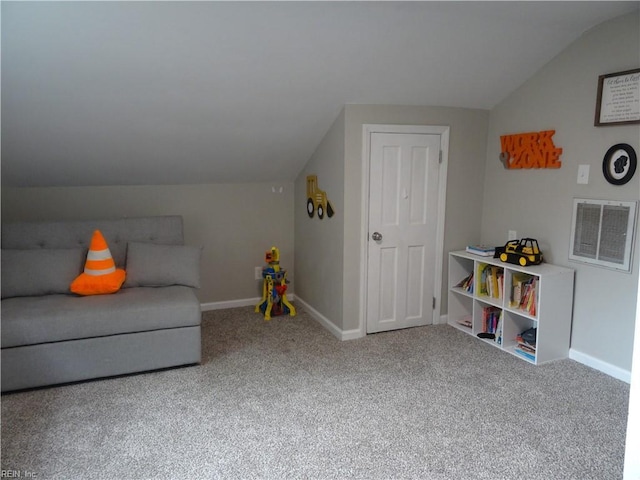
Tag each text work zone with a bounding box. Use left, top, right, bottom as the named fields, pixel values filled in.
left=500, top=130, right=563, bottom=169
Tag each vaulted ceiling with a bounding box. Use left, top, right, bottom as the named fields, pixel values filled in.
left=2, top=1, right=638, bottom=187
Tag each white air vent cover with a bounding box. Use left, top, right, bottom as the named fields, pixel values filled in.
left=569, top=198, right=637, bottom=272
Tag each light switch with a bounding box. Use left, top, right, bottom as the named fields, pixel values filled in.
left=577, top=165, right=590, bottom=184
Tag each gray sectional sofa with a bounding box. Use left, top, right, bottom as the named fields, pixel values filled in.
left=1, top=216, right=202, bottom=392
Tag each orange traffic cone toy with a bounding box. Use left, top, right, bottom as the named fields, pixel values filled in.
left=70, top=230, right=126, bottom=295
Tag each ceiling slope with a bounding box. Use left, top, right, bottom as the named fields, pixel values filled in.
left=2, top=1, right=638, bottom=187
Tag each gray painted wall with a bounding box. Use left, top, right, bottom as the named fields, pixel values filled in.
left=1, top=183, right=295, bottom=305
left=294, top=104, right=489, bottom=333
left=294, top=109, right=346, bottom=327
left=482, top=12, right=640, bottom=371
left=343, top=105, right=490, bottom=332
left=2, top=12, right=635, bottom=375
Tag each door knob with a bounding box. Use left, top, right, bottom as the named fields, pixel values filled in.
left=372, top=232, right=383, bottom=241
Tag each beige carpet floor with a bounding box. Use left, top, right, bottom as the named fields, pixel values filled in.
left=1, top=306, right=630, bottom=479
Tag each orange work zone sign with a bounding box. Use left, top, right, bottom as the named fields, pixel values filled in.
left=500, top=130, right=563, bottom=169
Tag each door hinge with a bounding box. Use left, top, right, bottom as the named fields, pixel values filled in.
left=433, top=297, right=436, bottom=309
left=438, top=150, right=443, bottom=164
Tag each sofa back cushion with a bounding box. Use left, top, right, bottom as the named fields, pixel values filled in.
left=1, top=248, right=86, bottom=298
left=124, top=242, right=202, bottom=288
left=1, top=216, right=184, bottom=269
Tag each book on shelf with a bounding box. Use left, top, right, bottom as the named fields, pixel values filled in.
left=515, top=329, right=537, bottom=360
left=513, top=347, right=536, bottom=361
left=477, top=264, right=488, bottom=296
left=491, top=267, right=504, bottom=299
left=510, top=274, right=537, bottom=316
left=457, top=315, right=472, bottom=329
left=466, top=244, right=495, bottom=256
left=492, top=310, right=503, bottom=345
left=481, top=306, right=501, bottom=336
left=454, top=272, right=474, bottom=294
left=495, top=317, right=503, bottom=345
left=477, top=264, right=503, bottom=299
left=516, top=342, right=536, bottom=354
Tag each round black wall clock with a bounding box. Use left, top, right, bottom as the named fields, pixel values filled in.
left=602, top=143, right=637, bottom=185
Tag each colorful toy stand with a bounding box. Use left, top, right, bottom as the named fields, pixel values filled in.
left=255, top=246, right=296, bottom=320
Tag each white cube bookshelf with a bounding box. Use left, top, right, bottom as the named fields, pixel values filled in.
left=448, top=250, right=574, bottom=364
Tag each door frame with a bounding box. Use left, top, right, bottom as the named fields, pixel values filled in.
left=359, top=124, right=450, bottom=337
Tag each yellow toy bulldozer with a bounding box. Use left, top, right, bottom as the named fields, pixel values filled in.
left=497, top=238, right=543, bottom=266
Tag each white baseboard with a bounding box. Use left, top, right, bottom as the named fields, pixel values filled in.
left=341, top=328, right=364, bottom=340
left=201, top=294, right=297, bottom=312
left=200, top=297, right=261, bottom=311
left=295, top=296, right=363, bottom=341
left=570, top=348, right=631, bottom=384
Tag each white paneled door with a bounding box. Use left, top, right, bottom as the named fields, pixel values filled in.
left=367, top=132, right=441, bottom=333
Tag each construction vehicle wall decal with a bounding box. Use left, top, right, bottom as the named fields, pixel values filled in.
left=306, top=175, right=335, bottom=219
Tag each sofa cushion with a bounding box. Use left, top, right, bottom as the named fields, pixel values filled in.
left=1, top=286, right=201, bottom=348
left=70, top=230, right=126, bottom=296
left=1, top=248, right=85, bottom=299
left=124, top=242, right=201, bottom=288
left=1, top=216, right=185, bottom=269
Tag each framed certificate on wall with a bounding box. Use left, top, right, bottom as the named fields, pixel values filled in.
left=595, top=68, right=640, bottom=126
